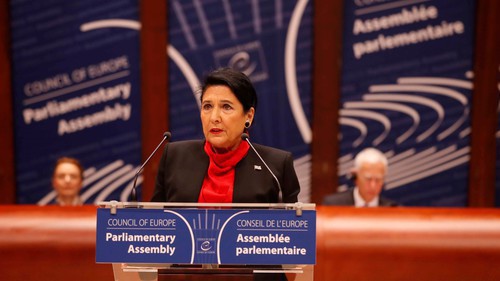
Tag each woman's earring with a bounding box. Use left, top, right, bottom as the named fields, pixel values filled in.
left=245, top=120, right=251, bottom=128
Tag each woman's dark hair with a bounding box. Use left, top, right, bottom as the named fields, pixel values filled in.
left=200, top=67, right=257, bottom=113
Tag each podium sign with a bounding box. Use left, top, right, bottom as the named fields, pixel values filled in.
left=96, top=205, right=316, bottom=265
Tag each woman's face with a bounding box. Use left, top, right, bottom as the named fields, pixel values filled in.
left=201, top=85, right=254, bottom=152
left=52, top=162, right=83, bottom=199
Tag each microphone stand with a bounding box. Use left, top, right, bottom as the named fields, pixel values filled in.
left=129, top=132, right=171, bottom=202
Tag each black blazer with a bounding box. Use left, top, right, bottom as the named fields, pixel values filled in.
left=151, top=140, right=300, bottom=203
left=322, top=189, right=398, bottom=207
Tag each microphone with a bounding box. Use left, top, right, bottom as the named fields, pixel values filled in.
left=129, top=132, right=172, bottom=202
left=241, top=133, right=282, bottom=198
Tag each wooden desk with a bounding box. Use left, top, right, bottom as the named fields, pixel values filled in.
left=0, top=205, right=113, bottom=281
left=316, top=206, right=500, bottom=281
left=1, top=205, right=500, bottom=281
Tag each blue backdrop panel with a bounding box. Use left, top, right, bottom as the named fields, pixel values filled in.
left=339, top=0, right=475, bottom=206
left=167, top=0, right=313, bottom=202
left=496, top=69, right=500, bottom=207
left=10, top=0, right=142, bottom=204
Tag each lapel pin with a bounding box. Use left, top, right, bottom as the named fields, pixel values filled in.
left=254, top=165, right=262, bottom=170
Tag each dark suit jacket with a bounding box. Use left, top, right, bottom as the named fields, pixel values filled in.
left=151, top=140, right=300, bottom=203
left=322, top=189, right=398, bottom=207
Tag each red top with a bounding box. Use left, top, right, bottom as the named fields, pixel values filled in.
left=198, top=140, right=250, bottom=203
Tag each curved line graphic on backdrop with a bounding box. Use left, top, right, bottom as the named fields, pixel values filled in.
left=82, top=160, right=124, bottom=186
left=37, top=191, right=57, bottom=206
left=397, top=77, right=473, bottom=90
left=338, top=154, right=355, bottom=176
left=193, top=0, right=214, bottom=45
left=94, top=167, right=138, bottom=203
left=80, top=19, right=202, bottom=108
left=370, top=83, right=469, bottom=141
left=81, top=165, right=134, bottom=202
left=344, top=101, right=420, bottom=144
left=339, top=76, right=473, bottom=191
left=339, top=153, right=354, bottom=163
left=339, top=117, right=367, bottom=147
left=370, top=84, right=468, bottom=105
left=82, top=167, right=97, bottom=179
left=172, top=0, right=198, bottom=49
left=460, top=127, right=471, bottom=139
left=222, top=0, right=238, bottom=39
left=250, top=0, right=262, bottom=34
left=388, top=155, right=470, bottom=189
left=387, top=148, right=417, bottom=165
left=167, top=45, right=202, bottom=108
left=388, top=145, right=456, bottom=183
left=285, top=0, right=311, bottom=144
left=437, top=107, right=469, bottom=141
left=386, top=145, right=469, bottom=189
left=363, top=94, right=444, bottom=142
left=340, top=109, right=391, bottom=146
left=388, top=146, right=437, bottom=175
left=80, top=19, right=141, bottom=31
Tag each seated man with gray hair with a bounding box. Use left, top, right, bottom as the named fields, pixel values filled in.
left=323, top=147, right=398, bottom=207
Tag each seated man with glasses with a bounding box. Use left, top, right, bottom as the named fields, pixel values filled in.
left=323, top=148, right=399, bottom=207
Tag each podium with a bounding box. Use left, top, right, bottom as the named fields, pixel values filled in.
left=96, top=201, right=316, bottom=281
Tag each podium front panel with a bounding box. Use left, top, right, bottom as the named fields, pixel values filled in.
left=96, top=206, right=316, bottom=265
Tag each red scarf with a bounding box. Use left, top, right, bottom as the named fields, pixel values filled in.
left=198, top=140, right=250, bottom=203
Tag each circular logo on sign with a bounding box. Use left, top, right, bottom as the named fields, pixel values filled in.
left=200, top=240, right=212, bottom=252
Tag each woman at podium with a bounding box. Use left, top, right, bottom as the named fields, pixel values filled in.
left=151, top=67, right=300, bottom=204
